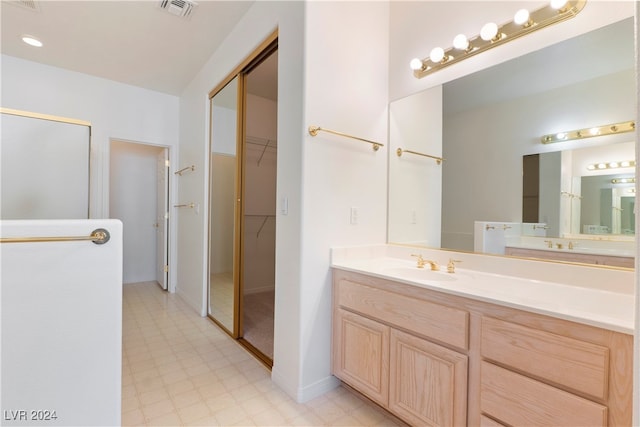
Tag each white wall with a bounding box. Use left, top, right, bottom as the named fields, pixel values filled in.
left=300, top=0, right=390, bottom=399
left=0, top=55, right=180, bottom=288
left=178, top=0, right=389, bottom=401
left=177, top=0, right=306, bottom=399
left=1, top=219, right=123, bottom=426
left=110, top=140, right=163, bottom=284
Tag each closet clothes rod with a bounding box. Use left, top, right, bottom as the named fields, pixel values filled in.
left=175, top=165, right=195, bottom=176
left=396, top=148, right=444, bottom=165
left=246, top=135, right=277, bottom=147
left=308, top=125, right=384, bottom=151
left=0, top=228, right=110, bottom=245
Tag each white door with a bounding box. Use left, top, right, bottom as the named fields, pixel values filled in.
left=156, top=149, right=169, bottom=290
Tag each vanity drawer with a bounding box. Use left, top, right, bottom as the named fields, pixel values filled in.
left=481, top=317, right=609, bottom=400
left=337, top=279, right=469, bottom=350
left=481, top=362, right=607, bottom=427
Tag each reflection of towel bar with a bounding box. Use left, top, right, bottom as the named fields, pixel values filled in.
left=174, top=165, right=195, bottom=176
left=0, top=228, right=110, bottom=245
left=485, top=224, right=512, bottom=231
left=174, top=203, right=195, bottom=208
left=396, top=148, right=444, bottom=165
left=308, top=125, right=383, bottom=151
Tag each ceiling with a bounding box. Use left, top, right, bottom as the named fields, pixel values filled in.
left=1, top=0, right=255, bottom=95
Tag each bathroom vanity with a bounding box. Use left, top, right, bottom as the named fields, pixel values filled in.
left=331, top=245, right=634, bottom=426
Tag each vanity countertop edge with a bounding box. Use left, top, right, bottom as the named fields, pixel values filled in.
left=330, top=244, right=635, bottom=335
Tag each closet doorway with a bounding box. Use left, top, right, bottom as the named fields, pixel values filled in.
left=208, top=33, right=278, bottom=367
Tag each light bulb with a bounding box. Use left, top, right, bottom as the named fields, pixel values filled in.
left=597, top=163, right=607, bottom=169
left=21, top=35, right=43, bottom=47
left=620, top=161, right=632, bottom=167
left=409, top=58, right=424, bottom=71
left=587, top=164, right=596, bottom=171
left=514, top=9, right=531, bottom=26
left=480, top=22, right=499, bottom=41
left=556, top=132, right=567, bottom=140
left=429, top=47, right=445, bottom=63
left=550, top=0, right=568, bottom=10
left=589, top=127, right=600, bottom=135
left=453, top=34, right=469, bottom=50
left=608, top=162, right=620, bottom=168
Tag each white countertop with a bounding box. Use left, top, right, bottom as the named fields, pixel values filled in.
left=331, top=245, right=635, bottom=334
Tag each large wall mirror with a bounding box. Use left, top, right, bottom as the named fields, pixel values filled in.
left=388, top=16, right=636, bottom=267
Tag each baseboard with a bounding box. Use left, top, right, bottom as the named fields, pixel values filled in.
left=271, top=368, right=340, bottom=403
left=244, top=285, right=275, bottom=295
left=175, top=286, right=206, bottom=317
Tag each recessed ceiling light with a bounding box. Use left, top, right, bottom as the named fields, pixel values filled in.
left=22, top=35, right=43, bottom=47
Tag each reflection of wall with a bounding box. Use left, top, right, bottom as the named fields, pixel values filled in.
left=389, top=86, right=442, bottom=246
left=210, top=154, right=235, bottom=274
left=243, top=94, right=277, bottom=294
left=442, top=69, right=634, bottom=251
left=211, top=104, right=237, bottom=155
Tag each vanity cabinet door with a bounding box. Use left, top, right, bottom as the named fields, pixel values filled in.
left=333, top=309, right=389, bottom=406
left=389, top=328, right=468, bottom=427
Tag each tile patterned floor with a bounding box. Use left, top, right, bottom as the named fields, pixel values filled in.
left=122, top=282, right=406, bottom=426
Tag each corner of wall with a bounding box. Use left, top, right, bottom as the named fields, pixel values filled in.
left=271, top=368, right=340, bottom=403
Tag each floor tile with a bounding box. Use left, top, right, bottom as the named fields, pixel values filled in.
left=122, top=282, right=406, bottom=426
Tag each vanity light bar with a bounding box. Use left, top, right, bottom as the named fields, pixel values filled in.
left=542, top=120, right=635, bottom=144
left=587, top=161, right=636, bottom=171
left=611, top=177, right=635, bottom=184
left=410, top=0, right=586, bottom=79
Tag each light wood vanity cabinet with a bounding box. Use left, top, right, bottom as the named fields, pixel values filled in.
left=333, top=273, right=469, bottom=426
left=333, top=309, right=389, bottom=406
left=332, top=269, right=633, bottom=427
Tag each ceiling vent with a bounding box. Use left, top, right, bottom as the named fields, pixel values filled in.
left=8, top=0, right=41, bottom=12
left=158, top=0, right=197, bottom=19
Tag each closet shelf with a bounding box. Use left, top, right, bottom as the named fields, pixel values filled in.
left=246, top=135, right=277, bottom=167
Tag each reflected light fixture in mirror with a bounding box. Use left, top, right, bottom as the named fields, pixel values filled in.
left=410, top=0, right=586, bottom=78
left=587, top=160, right=636, bottom=171
left=542, top=120, right=635, bottom=144
left=21, top=35, right=42, bottom=47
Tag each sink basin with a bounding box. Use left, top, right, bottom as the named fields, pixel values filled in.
left=382, top=267, right=457, bottom=282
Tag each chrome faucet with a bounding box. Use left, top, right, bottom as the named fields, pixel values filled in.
left=544, top=240, right=553, bottom=248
